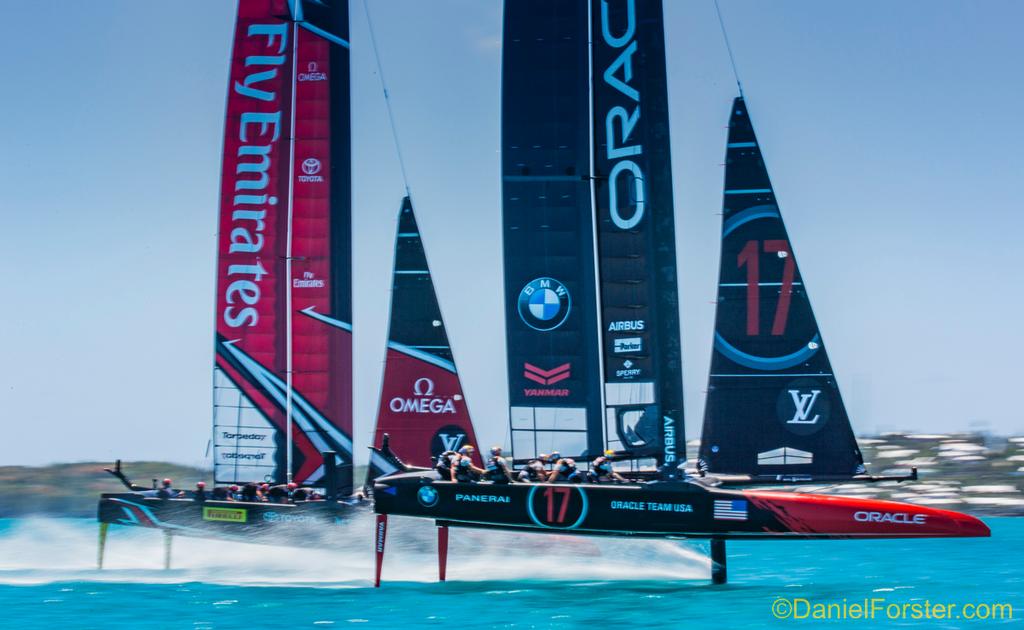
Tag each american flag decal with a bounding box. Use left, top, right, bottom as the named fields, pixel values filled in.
left=713, top=499, right=748, bottom=521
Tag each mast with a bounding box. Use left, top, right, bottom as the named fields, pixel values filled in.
left=212, top=0, right=353, bottom=491
left=285, top=18, right=299, bottom=484
left=367, top=197, right=481, bottom=480
left=698, top=97, right=865, bottom=478
left=501, top=0, right=604, bottom=462
left=590, top=0, right=684, bottom=473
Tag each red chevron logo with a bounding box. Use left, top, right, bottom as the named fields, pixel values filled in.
left=523, top=362, right=571, bottom=385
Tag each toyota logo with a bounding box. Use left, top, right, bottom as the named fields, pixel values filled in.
left=301, top=158, right=321, bottom=175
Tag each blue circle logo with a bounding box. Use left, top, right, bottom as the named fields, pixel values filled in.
left=517, top=277, right=571, bottom=331
left=417, top=485, right=439, bottom=508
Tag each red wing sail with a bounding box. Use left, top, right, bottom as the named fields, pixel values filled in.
left=213, top=0, right=352, bottom=488
left=368, top=198, right=480, bottom=480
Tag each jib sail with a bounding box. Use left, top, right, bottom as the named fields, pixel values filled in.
left=368, top=198, right=480, bottom=480
left=502, top=0, right=604, bottom=461
left=698, top=97, right=864, bottom=477
left=591, top=0, right=684, bottom=471
left=213, top=0, right=353, bottom=491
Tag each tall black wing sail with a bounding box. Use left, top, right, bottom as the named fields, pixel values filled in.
left=502, top=0, right=604, bottom=460
left=698, top=98, right=864, bottom=478
left=591, top=0, right=684, bottom=472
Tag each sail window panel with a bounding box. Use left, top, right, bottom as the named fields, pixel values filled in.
left=533, top=407, right=586, bottom=431
left=213, top=384, right=242, bottom=409
left=511, top=430, right=538, bottom=459
left=532, top=431, right=587, bottom=458
left=510, top=406, right=535, bottom=430
left=231, top=405, right=275, bottom=429
left=215, top=463, right=277, bottom=486
left=605, top=382, right=655, bottom=406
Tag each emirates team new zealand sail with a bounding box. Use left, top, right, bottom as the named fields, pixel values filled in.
left=371, top=0, right=989, bottom=586
left=97, top=0, right=365, bottom=560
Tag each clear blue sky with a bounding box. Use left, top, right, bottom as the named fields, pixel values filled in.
left=0, top=1, right=1021, bottom=466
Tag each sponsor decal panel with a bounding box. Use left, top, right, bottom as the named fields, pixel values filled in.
left=389, top=378, right=457, bottom=414
left=615, top=359, right=641, bottom=379
left=522, top=362, right=572, bottom=397
left=516, top=277, right=571, bottom=331
left=203, top=507, right=247, bottom=523
left=455, top=493, right=510, bottom=504
left=713, top=499, right=748, bottom=521
left=263, top=511, right=319, bottom=524
left=417, top=485, right=439, bottom=507
left=613, top=337, right=642, bottom=353
left=297, top=61, right=327, bottom=82
left=298, top=157, right=324, bottom=183
left=777, top=378, right=832, bottom=436
left=607, top=320, right=645, bottom=332
left=293, top=271, right=325, bottom=288
left=853, top=511, right=927, bottom=525
left=662, top=416, right=677, bottom=464
left=610, top=500, right=693, bottom=513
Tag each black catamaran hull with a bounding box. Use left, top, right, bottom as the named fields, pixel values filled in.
left=371, top=472, right=988, bottom=585
left=372, top=473, right=988, bottom=540
left=98, top=494, right=369, bottom=543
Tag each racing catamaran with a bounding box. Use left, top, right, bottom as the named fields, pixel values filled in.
left=97, top=0, right=363, bottom=564
left=370, top=0, right=989, bottom=586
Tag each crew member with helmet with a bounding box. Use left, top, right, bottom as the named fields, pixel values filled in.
left=267, top=483, right=290, bottom=503
left=484, top=446, right=514, bottom=484
left=516, top=459, right=546, bottom=483
left=291, top=482, right=311, bottom=502
left=538, top=451, right=561, bottom=473
left=547, top=458, right=583, bottom=483
left=451, top=445, right=485, bottom=483
left=587, top=453, right=626, bottom=483
left=193, top=481, right=207, bottom=503
left=435, top=450, right=458, bottom=481
left=156, top=478, right=181, bottom=499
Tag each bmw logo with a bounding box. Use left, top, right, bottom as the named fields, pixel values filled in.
left=517, top=277, right=571, bottom=331
left=417, top=485, right=439, bottom=508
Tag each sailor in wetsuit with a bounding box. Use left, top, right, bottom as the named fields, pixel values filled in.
left=193, top=481, right=207, bottom=503
left=538, top=451, right=561, bottom=474
left=156, top=478, right=182, bottom=499
left=484, top=446, right=514, bottom=484
left=435, top=450, right=457, bottom=481
left=547, top=458, right=583, bottom=483
left=516, top=459, right=546, bottom=483
left=587, top=455, right=626, bottom=483
left=267, top=483, right=290, bottom=503
left=451, top=445, right=485, bottom=483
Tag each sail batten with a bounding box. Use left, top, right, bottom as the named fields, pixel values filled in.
left=698, top=97, right=864, bottom=478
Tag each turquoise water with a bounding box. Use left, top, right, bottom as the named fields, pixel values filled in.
left=1, top=516, right=1020, bottom=628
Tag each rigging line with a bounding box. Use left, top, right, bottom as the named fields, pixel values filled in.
left=713, top=0, right=744, bottom=97
left=362, top=0, right=411, bottom=197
